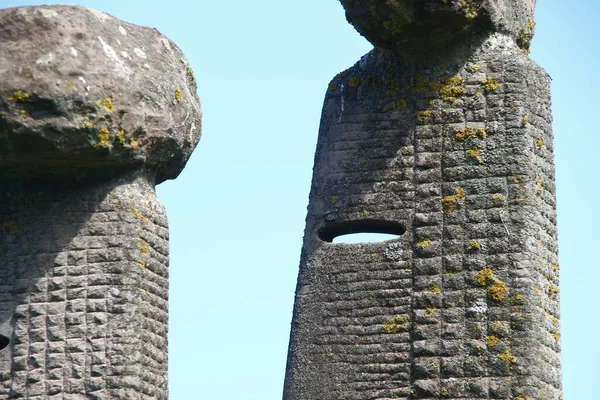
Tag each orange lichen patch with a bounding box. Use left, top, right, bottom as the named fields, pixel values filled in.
left=488, top=281, right=508, bottom=301
left=486, top=335, right=499, bottom=348
left=475, top=268, right=494, bottom=286
left=441, top=188, right=465, bottom=212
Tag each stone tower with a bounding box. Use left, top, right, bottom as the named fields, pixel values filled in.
left=284, top=1, right=560, bottom=399
left=0, top=6, right=201, bottom=399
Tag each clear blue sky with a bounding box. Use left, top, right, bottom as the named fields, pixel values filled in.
left=3, top=1, right=598, bottom=399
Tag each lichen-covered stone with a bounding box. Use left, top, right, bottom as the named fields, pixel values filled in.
left=0, top=6, right=201, bottom=400
left=0, top=5, right=201, bottom=184
left=284, top=2, right=560, bottom=400
left=340, top=0, right=537, bottom=53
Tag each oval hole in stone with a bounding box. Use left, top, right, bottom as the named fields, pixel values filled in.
left=0, top=334, right=9, bottom=350
left=318, top=220, right=406, bottom=243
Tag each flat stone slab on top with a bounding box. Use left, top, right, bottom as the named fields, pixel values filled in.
left=0, top=5, right=201, bottom=184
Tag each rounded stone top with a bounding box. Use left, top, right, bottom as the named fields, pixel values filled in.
left=0, top=5, right=201, bottom=184
left=340, top=0, right=536, bottom=53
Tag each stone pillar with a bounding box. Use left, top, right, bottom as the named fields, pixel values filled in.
left=0, top=6, right=201, bottom=399
left=284, top=1, right=560, bottom=399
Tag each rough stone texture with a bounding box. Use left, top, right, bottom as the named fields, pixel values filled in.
left=0, top=5, right=201, bottom=184
left=0, top=5, right=201, bottom=399
left=340, top=0, right=537, bottom=54
left=284, top=2, right=560, bottom=400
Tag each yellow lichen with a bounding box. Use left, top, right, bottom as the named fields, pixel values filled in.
left=417, top=110, right=432, bottom=122
left=553, top=331, right=560, bottom=342
left=82, top=117, right=94, bottom=129
left=453, top=126, right=487, bottom=141
left=548, top=284, right=559, bottom=299
left=492, top=193, right=503, bottom=201
left=1, top=220, right=18, bottom=235
left=425, top=304, right=437, bottom=316
left=103, top=98, right=114, bottom=112
left=397, top=99, right=407, bottom=109
left=382, top=316, right=409, bottom=333
left=436, top=75, right=464, bottom=102
left=488, top=281, right=508, bottom=301
left=328, top=83, right=337, bottom=91
left=417, top=237, right=431, bottom=248
left=139, top=260, right=146, bottom=270
left=468, top=64, right=481, bottom=73
left=483, top=77, right=500, bottom=93
left=428, top=284, right=442, bottom=295
left=486, top=335, right=499, bottom=348
left=534, top=177, right=543, bottom=195
left=552, top=263, right=559, bottom=272
left=499, top=350, right=517, bottom=364
left=330, top=196, right=338, bottom=204
left=521, top=115, right=529, bottom=126
left=116, top=130, right=126, bottom=145
left=7, top=90, right=29, bottom=102
left=348, top=76, right=360, bottom=88
left=442, top=188, right=465, bottom=212
left=536, top=137, right=543, bottom=149
left=475, top=268, right=494, bottom=286
left=363, top=209, right=369, bottom=217
left=96, top=128, right=110, bottom=148
left=187, top=67, right=195, bottom=80
left=138, top=241, right=149, bottom=255
left=174, top=88, right=183, bottom=102
left=129, top=138, right=139, bottom=149
left=467, top=146, right=483, bottom=163
left=468, top=240, right=481, bottom=251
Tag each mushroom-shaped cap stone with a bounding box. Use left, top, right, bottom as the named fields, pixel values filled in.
left=340, top=0, right=537, bottom=52
left=0, top=6, right=201, bottom=184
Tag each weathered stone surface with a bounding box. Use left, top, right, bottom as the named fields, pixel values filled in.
left=340, top=0, right=536, bottom=53
left=284, top=2, right=560, bottom=400
left=0, top=5, right=201, bottom=400
left=0, top=5, right=201, bottom=184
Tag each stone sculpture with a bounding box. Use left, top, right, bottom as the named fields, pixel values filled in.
left=284, top=1, right=560, bottom=399
left=0, top=6, right=201, bottom=399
